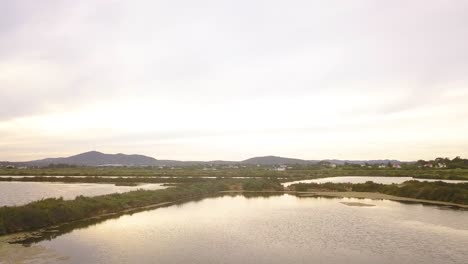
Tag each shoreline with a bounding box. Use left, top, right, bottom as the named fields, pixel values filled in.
left=297, top=191, right=468, bottom=208
left=2, top=188, right=467, bottom=244
left=221, top=190, right=468, bottom=209
left=1, top=201, right=175, bottom=244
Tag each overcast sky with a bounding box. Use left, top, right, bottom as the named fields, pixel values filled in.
left=1, top=0, right=468, bottom=161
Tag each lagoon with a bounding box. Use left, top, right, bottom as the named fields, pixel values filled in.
left=1, top=194, right=467, bottom=264
left=0, top=182, right=166, bottom=206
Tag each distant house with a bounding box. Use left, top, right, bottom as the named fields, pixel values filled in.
left=392, top=164, right=401, bottom=169
left=96, top=164, right=124, bottom=167
left=5, top=165, right=15, bottom=169
left=424, top=163, right=433, bottom=168
left=275, top=167, right=286, bottom=171
left=436, top=163, right=447, bottom=168
left=378, top=164, right=386, bottom=168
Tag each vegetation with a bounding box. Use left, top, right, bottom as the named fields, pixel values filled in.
left=242, top=178, right=284, bottom=191
left=290, top=181, right=468, bottom=205
left=1, top=174, right=466, bottom=237
left=0, top=179, right=285, bottom=236
left=415, top=156, right=468, bottom=169
left=0, top=180, right=237, bottom=235
left=0, top=176, right=211, bottom=184
left=2, top=166, right=468, bottom=181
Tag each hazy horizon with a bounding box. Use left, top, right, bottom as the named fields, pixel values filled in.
left=0, top=149, right=462, bottom=163
left=2, top=1, right=468, bottom=161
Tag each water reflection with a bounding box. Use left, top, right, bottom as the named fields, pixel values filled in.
left=1, top=193, right=467, bottom=264
left=0, top=182, right=166, bottom=206
left=0, top=241, right=68, bottom=264
left=9, top=202, right=177, bottom=246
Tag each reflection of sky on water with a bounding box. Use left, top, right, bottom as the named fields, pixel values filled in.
left=0, top=182, right=166, bottom=206
left=2, top=194, right=465, bottom=264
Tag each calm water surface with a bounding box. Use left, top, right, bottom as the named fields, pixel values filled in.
left=0, top=182, right=166, bottom=206
left=1, top=194, right=467, bottom=264
left=283, top=176, right=468, bottom=186
left=0, top=175, right=256, bottom=179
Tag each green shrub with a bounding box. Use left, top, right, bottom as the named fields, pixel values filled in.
left=0, top=217, right=6, bottom=235
left=242, top=179, right=283, bottom=191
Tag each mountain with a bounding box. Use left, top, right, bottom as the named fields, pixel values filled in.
left=28, top=151, right=158, bottom=166
left=1, top=151, right=408, bottom=167
left=241, top=156, right=318, bottom=165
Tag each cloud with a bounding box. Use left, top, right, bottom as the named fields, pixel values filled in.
left=1, top=0, right=468, bottom=160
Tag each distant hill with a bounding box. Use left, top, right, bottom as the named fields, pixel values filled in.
left=0, top=151, right=408, bottom=167
left=241, top=156, right=318, bottom=165
left=27, top=151, right=159, bottom=166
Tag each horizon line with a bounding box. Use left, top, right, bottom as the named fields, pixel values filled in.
left=2, top=150, right=463, bottom=163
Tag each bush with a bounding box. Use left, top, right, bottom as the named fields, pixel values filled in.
left=0, top=217, right=6, bottom=235
left=242, top=179, right=283, bottom=191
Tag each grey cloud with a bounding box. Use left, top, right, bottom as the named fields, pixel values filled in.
left=1, top=0, right=468, bottom=120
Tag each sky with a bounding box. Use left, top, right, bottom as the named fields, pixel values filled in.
left=1, top=0, right=468, bottom=161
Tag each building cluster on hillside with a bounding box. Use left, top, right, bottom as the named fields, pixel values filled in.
left=1, top=165, right=28, bottom=169
left=202, top=167, right=217, bottom=171
left=273, top=165, right=288, bottom=171
left=269, top=165, right=294, bottom=171
left=420, top=163, right=447, bottom=168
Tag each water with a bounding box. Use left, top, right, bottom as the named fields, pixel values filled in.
left=0, top=175, right=257, bottom=179
left=1, top=194, right=467, bottom=264
left=0, top=182, right=166, bottom=206
left=283, top=176, right=468, bottom=187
